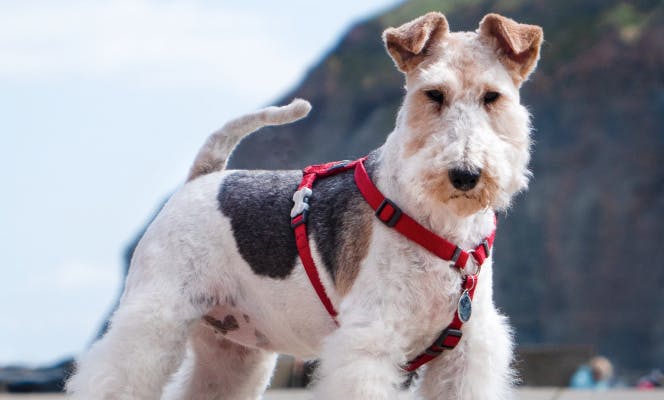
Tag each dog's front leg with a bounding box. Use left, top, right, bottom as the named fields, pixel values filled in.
left=313, top=318, right=408, bottom=400
left=417, top=267, right=515, bottom=400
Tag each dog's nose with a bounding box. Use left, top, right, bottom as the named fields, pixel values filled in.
left=448, top=168, right=481, bottom=191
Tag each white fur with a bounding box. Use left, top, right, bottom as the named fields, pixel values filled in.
left=67, top=15, right=539, bottom=400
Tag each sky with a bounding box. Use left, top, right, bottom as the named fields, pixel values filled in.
left=0, top=0, right=399, bottom=366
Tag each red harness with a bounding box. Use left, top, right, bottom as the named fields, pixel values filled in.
left=290, top=157, right=496, bottom=371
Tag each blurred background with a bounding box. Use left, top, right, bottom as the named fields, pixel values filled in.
left=1, top=0, right=663, bottom=394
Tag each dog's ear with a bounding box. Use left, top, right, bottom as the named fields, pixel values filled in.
left=479, top=13, right=543, bottom=84
left=383, top=12, right=449, bottom=73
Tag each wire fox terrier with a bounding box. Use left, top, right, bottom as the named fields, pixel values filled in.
left=67, top=12, right=543, bottom=400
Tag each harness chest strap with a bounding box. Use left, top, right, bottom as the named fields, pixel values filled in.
left=290, top=158, right=496, bottom=370
left=402, top=273, right=479, bottom=371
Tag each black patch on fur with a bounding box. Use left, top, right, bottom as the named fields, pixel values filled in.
left=219, top=170, right=301, bottom=279
left=203, top=315, right=239, bottom=334
left=255, top=329, right=270, bottom=347
left=400, top=370, right=420, bottom=390
left=218, top=152, right=379, bottom=281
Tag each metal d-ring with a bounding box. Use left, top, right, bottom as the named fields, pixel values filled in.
left=464, top=273, right=477, bottom=291
left=465, top=250, right=482, bottom=276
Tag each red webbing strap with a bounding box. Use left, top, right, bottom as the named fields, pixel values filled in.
left=291, top=159, right=365, bottom=323
left=352, top=159, right=497, bottom=371
left=297, top=158, right=366, bottom=190
left=401, top=226, right=495, bottom=371
left=292, top=218, right=339, bottom=321
left=403, top=274, right=479, bottom=372
left=470, top=223, right=496, bottom=266
left=355, top=160, right=476, bottom=269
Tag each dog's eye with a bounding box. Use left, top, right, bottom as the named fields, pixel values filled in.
left=483, top=91, right=500, bottom=104
left=425, top=89, right=444, bottom=104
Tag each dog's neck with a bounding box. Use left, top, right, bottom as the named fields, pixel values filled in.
left=369, top=135, right=495, bottom=251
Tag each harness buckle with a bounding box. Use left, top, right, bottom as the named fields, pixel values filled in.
left=290, top=211, right=309, bottom=228
left=424, top=347, right=443, bottom=357
left=375, top=198, right=403, bottom=227
left=481, top=239, right=491, bottom=257
left=450, top=246, right=462, bottom=264
left=291, top=187, right=312, bottom=219
left=432, top=328, right=463, bottom=351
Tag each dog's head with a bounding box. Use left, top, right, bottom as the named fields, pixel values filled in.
left=383, top=13, right=543, bottom=216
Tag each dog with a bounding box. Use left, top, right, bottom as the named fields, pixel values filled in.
left=66, top=12, right=543, bottom=400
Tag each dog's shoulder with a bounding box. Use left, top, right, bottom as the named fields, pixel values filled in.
left=307, top=167, right=373, bottom=289
left=307, top=156, right=378, bottom=294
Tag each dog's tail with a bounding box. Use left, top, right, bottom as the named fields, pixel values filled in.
left=187, top=98, right=312, bottom=182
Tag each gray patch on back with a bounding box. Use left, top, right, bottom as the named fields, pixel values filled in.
left=218, top=170, right=301, bottom=279
left=217, top=152, right=378, bottom=282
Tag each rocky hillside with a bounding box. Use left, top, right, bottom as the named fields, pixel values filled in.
left=230, top=0, right=664, bottom=375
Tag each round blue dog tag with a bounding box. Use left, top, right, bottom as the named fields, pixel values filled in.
left=458, top=290, right=472, bottom=323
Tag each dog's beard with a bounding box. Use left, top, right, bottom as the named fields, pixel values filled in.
left=424, top=171, right=501, bottom=216
left=447, top=193, right=488, bottom=216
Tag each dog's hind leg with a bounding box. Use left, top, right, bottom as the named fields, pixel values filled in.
left=66, top=288, right=199, bottom=400
left=162, top=321, right=278, bottom=400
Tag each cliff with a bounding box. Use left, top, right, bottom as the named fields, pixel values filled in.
left=230, top=0, right=664, bottom=374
